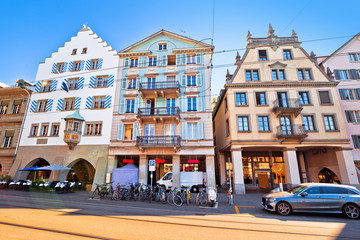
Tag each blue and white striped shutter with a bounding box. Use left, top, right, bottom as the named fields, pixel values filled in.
left=196, top=53, right=203, bottom=64
left=78, top=77, right=84, bottom=89
left=89, top=76, right=96, bottom=88
left=46, top=99, right=53, bottom=112
left=51, top=63, right=57, bottom=73
left=107, top=74, right=114, bottom=87
left=61, top=79, right=68, bottom=91
left=197, top=96, right=202, bottom=112
left=85, top=60, right=91, bottom=70
left=119, top=99, right=125, bottom=113
left=105, top=95, right=111, bottom=108
left=181, top=96, right=187, bottom=112
left=196, top=73, right=203, bottom=87
left=124, top=58, right=130, bottom=68
left=132, top=123, right=138, bottom=140
left=198, top=122, right=204, bottom=139
left=181, top=122, right=187, bottom=140
left=50, top=80, right=58, bottom=91
left=98, top=58, right=103, bottom=69
left=117, top=124, right=124, bottom=140
left=74, top=97, right=81, bottom=110
left=30, top=100, right=37, bottom=112
left=56, top=98, right=63, bottom=111
left=68, top=61, right=74, bottom=71
left=85, top=96, right=93, bottom=109
left=34, top=81, right=41, bottom=93
left=134, top=97, right=139, bottom=113
left=79, top=60, right=85, bottom=70
left=63, top=62, right=68, bottom=72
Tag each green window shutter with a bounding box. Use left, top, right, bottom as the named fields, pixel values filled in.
left=352, top=135, right=360, bottom=149
left=345, top=110, right=354, bottom=123
left=121, top=78, right=128, bottom=89
left=143, top=56, right=148, bottom=67
left=196, top=73, right=203, bottom=87
left=339, top=89, right=346, bottom=100
left=198, top=122, right=204, bottom=139
left=124, top=58, right=130, bottom=68
left=132, top=123, right=138, bottom=140
left=117, top=124, right=124, bottom=140
left=119, top=99, right=126, bottom=113
left=163, top=55, right=168, bottom=66
left=197, top=96, right=202, bottom=112
left=136, top=77, right=141, bottom=89
left=134, top=97, right=139, bottom=113
left=176, top=54, right=181, bottom=65
left=196, top=53, right=203, bottom=64
left=182, top=122, right=187, bottom=140
left=334, top=70, right=340, bottom=80
left=181, top=96, right=187, bottom=112
left=181, top=75, right=186, bottom=86
left=182, top=54, right=187, bottom=65
left=157, top=55, right=162, bottom=66
left=157, top=97, right=165, bottom=107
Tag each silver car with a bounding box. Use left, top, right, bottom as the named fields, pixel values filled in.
left=262, top=183, right=360, bottom=219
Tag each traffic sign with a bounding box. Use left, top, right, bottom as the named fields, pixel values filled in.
left=149, top=159, right=155, bottom=171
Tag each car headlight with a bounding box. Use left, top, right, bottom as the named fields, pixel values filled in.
left=267, top=198, right=275, bottom=203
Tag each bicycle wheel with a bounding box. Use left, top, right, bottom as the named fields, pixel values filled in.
left=173, top=195, right=183, bottom=207
left=167, top=192, right=174, bottom=205
left=149, top=192, right=153, bottom=203
left=99, top=189, right=106, bottom=198
left=160, top=192, right=167, bottom=204
left=112, top=191, right=120, bottom=200
left=195, top=193, right=200, bottom=206
left=200, top=194, right=207, bottom=206
left=92, top=188, right=99, bottom=199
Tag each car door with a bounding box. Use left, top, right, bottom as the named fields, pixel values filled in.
left=319, top=186, right=345, bottom=212
left=291, top=186, right=323, bottom=211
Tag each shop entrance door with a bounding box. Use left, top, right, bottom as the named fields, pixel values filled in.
left=255, top=169, right=271, bottom=189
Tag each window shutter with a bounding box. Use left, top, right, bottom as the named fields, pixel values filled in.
left=339, top=89, right=346, bottom=100
left=34, top=81, right=41, bottom=93
left=107, top=74, right=114, bottom=87
left=136, top=77, right=140, bottom=89
left=196, top=73, right=203, bottom=87
left=138, top=56, right=143, bottom=67
left=51, top=63, right=57, bottom=73
left=68, top=61, right=74, bottom=71
left=196, top=53, right=203, bottom=64
left=198, top=122, right=204, bottom=139
left=181, top=96, right=187, bottom=112
left=61, top=79, right=68, bottom=91
left=181, top=75, right=186, bottom=86
left=85, top=60, right=91, bottom=70
left=319, top=91, right=331, bottom=104
left=134, top=97, right=139, bottom=113
left=163, top=55, right=168, bottom=66
left=197, top=96, right=202, bottom=112
left=50, top=80, right=58, bottom=92
left=117, top=124, right=124, bottom=140
left=124, top=57, right=130, bottom=68
left=98, top=58, right=103, bottom=69
left=105, top=95, right=111, bottom=109
left=46, top=99, right=53, bottom=112
left=132, top=123, right=139, bottom=140
left=352, top=135, right=360, bottom=149
left=182, top=122, right=187, bottom=140
left=345, top=110, right=354, bottom=123
left=63, top=62, right=68, bottom=72
left=85, top=96, right=93, bottom=109
left=121, top=78, right=128, bottom=89
left=349, top=69, right=358, bottom=79
left=89, top=76, right=96, bottom=88
left=355, top=89, right=360, bottom=99
left=143, top=56, right=148, bottom=67
left=29, top=100, right=37, bottom=112
left=157, top=97, right=164, bottom=107
left=78, top=77, right=84, bottom=89
left=56, top=98, right=64, bottom=111
left=157, top=55, right=162, bottom=66
left=182, top=54, right=187, bottom=64
left=80, top=60, right=85, bottom=70
left=176, top=54, right=181, bottom=65
left=74, top=97, right=81, bottom=110
left=119, top=99, right=125, bottom=113
left=334, top=70, right=340, bottom=80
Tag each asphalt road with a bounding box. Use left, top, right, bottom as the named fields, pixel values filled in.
left=0, top=190, right=359, bottom=240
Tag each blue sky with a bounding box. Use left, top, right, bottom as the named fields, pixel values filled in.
left=1, top=0, right=359, bottom=97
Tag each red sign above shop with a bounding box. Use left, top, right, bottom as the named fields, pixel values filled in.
left=155, top=159, right=166, bottom=163
left=188, top=159, right=199, bottom=164
left=123, top=159, right=133, bottom=163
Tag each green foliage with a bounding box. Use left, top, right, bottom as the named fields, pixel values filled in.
left=0, top=175, right=13, bottom=181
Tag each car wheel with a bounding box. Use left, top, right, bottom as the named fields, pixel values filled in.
left=343, top=204, right=360, bottom=219
left=276, top=201, right=292, bottom=216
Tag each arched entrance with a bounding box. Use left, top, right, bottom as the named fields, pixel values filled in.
left=66, top=159, right=95, bottom=186
left=318, top=168, right=341, bottom=184
left=26, top=158, right=51, bottom=181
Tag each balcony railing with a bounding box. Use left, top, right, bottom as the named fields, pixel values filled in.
left=136, top=135, right=181, bottom=147
left=139, top=81, right=180, bottom=90
left=276, top=124, right=307, bottom=139
left=138, top=107, right=180, bottom=116
left=273, top=98, right=303, bottom=116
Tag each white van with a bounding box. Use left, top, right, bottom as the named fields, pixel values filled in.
left=157, top=172, right=205, bottom=192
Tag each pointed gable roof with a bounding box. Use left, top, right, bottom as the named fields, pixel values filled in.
left=119, top=29, right=213, bottom=53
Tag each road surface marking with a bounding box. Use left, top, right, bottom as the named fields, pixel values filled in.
left=235, top=205, right=262, bottom=216
left=237, top=205, right=256, bottom=208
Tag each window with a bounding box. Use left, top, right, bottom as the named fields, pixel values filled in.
left=299, top=91, right=310, bottom=105
left=147, top=77, right=156, bottom=89
left=72, top=61, right=81, bottom=71
left=272, top=69, right=286, bottom=80
left=40, top=81, right=52, bottom=92
left=124, top=124, right=133, bottom=140
left=349, top=53, right=360, bottom=62
left=84, top=122, right=102, bottom=135
left=283, top=50, right=292, bottom=60
left=235, top=93, right=247, bottom=106
left=68, top=78, right=79, bottom=90
left=303, top=115, right=315, bottom=131
left=226, top=119, right=230, bottom=136
left=245, top=70, right=259, bottom=81
left=306, top=187, right=320, bottom=195
left=90, top=59, right=99, bottom=70
left=126, top=99, right=135, bottom=113
left=40, top=124, right=49, bottom=136
left=255, top=92, right=267, bottom=105
left=167, top=76, right=176, bottom=82
left=167, top=55, right=176, bottom=65
left=258, top=50, right=268, bottom=61
left=92, top=96, right=105, bottom=109
left=298, top=69, right=312, bottom=80
left=187, top=54, right=195, bottom=64
left=72, top=49, right=77, bottom=55
left=149, top=57, right=157, bottom=66
left=158, top=43, right=167, bottom=51
left=50, top=123, right=60, bottom=136
left=2, top=130, right=14, bottom=148
left=0, top=101, right=9, bottom=114
left=187, top=123, right=198, bottom=139
left=340, top=89, right=357, bottom=100
left=319, top=91, right=332, bottom=105
left=11, top=100, right=21, bottom=114
left=56, top=63, right=65, bottom=73
left=238, top=116, right=249, bottom=132
left=338, top=70, right=349, bottom=80
left=128, top=78, right=136, bottom=89
left=347, top=111, right=360, bottom=123
left=224, top=97, right=228, bottom=112
left=258, top=116, right=270, bottom=131
left=63, top=98, right=75, bottom=111
left=82, top=48, right=87, bottom=54
left=187, top=75, right=196, bottom=86
left=95, top=76, right=108, bottom=88
left=323, top=115, right=337, bottom=131
left=352, top=135, right=360, bottom=149
left=36, top=100, right=48, bottom=112
left=187, top=97, right=197, bottom=111
left=130, top=58, right=138, bottom=68
left=30, top=124, right=38, bottom=136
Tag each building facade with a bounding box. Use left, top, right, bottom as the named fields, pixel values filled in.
left=319, top=33, right=360, bottom=172
left=0, top=83, right=32, bottom=176
left=109, top=30, right=216, bottom=188
left=213, top=26, right=359, bottom=194
left=9, top=26, right=119, bottom=189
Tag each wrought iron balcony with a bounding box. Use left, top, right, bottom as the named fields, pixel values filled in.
left=276, top=124, right=307, bottom=142
left=272, top=98, right=303, bottom=116
left=136, top=135, right=181, bottom=149
left=138, top=81, right=180, bottom=98
left=138, top=107, right=180, bottom=116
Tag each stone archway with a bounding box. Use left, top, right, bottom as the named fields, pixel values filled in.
left=66, top=159, right=95, bottom=186
left=318, top=167, right=341, bottom=184
left=21, top=158, right=50, bottom=181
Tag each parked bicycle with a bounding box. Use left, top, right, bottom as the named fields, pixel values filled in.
left=196, top=185, right=207, bottom=206
left=92, top=183, right=113, bottom=199
left=167, top=187, right=183, bottom=207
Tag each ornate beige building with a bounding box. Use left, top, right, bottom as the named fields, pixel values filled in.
left=213, top=26, right=359, bottom=194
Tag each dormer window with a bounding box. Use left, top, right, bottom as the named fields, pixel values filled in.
left=158, top=43, right=167, bottom=51
left=72, top=49, right=77, bottom=55
left=258, top=50, right=268, bottom=61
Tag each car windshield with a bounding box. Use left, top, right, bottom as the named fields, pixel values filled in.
left=287, top=185, right=308, bottom=194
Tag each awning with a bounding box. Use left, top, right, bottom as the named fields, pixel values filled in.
left=37, top=165, right=71, bottom=171
left=18, top=166, right=41, bottom=171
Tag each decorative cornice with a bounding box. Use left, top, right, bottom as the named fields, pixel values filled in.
left=172, top=47, right=213, bottom=54
left=226, top=81, right=338, bottom=88
left=119, top=51, right=152, bottom=58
